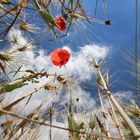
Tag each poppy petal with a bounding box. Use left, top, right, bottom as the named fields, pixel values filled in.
left=50, top=49, right=70, bottom=67
left=54, top=16, right=66, bottom=32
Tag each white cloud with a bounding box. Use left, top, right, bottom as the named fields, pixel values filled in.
left=6, top=29, right=109, bottom=80
left=5, top=29, right=109, bottom=111
left=2, top=28, right=136, bottom=140
left=1, top=29, right=110, bottom=139
left=12, top=38, right=109, bottom=82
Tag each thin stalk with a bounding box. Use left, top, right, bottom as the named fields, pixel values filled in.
left=102, top=0, right=109, bottom=19
left=98, top=89, right=112, bottom=140
left=107, top=96, right=125, bottom=140
left=49, top=108, right=52, bottom=140
left=0, top=4, right=23, bottom=22
left=0, top=109, right=122, bottom=140
left=95, top=62, right=140, bottom=139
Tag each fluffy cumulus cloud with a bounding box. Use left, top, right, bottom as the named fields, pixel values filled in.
left=1, top=29, right=111, bottom=139
left=20, top=43, right=109, bottom=82
left=2, top=28, right=110, bottom=109
left=7, top=29, right=109, bottom=80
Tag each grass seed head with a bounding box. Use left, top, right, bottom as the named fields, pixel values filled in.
left=0, top=53, right=13, bottom=62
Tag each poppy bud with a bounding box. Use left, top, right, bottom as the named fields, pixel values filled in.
left=76, top=98, right=79, bottom=102
left=105, top=20, right=111, bottom=26
left=54, top=16, right=66, bottom=32
left=50, top=49, right=70, bottom=67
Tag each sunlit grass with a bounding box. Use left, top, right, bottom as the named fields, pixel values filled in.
left=0, top=0, right=140, bottom=140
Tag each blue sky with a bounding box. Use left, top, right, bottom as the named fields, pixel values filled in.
left=0, top=1, right=140, bottom=138
left=34, top=0, right=139, bottom=93
left=0, top=0, right=139, bottom=93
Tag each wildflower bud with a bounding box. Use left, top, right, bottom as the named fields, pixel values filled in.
left=20, top=22, right=29, bottom=31
left=54, top=16, right=66, bottom=32
left=76, top=98, right=79, bottom=102
left=105, top=20, right=111, bottom=26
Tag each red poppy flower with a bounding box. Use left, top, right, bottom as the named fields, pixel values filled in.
left=50, top=49, right=70, bottom=67
left=54, top=16, right=66, bottom=32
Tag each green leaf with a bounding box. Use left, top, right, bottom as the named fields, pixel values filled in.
left=39, top=11, right=55, bottom=26
left=69, top=0, right=73, bottom=6
left=0, top=80, right=28, bottom=94
left=32, top=0, right=55, bottom=27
